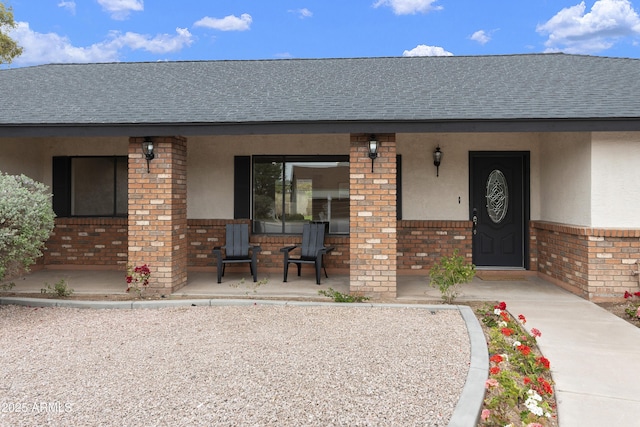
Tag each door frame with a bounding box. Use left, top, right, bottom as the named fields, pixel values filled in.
left=468, top=151, right=531, bottom=269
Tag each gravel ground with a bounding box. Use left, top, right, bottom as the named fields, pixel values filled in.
left=0, top=304, right=470, bottom=427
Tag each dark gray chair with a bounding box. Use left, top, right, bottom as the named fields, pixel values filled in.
left=280, top=223, right=334, bottom=285
left=213, top=224, right=261, bottom=283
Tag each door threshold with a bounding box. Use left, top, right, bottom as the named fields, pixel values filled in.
left=475, top=268, right=531, bottom=281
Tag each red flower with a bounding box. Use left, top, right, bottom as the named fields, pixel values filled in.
left=536, top=356, right=551, bottom=369
left=524, top=377, right=532, bottom=385
left=490, top=354, right=504, bottom=364
left=500, top=311, right=510, bottom=322
left=495, top=301, right=507, bottom=310
left=126, top=276, right=133, bottom=284
left=501, top=328, right=514, bottom=336
left=518, top=314, right=527, bottom=324
left=635, top=291, right=640, bottom=297
left=490, top=366, right=501, bottom=375
left=531, top=328, right=542, bottom=338
left=625, top=291, right=633, bottom=299
left=537, top=377, right=553, bottom=395
left=517, top=345, right=531, bottom=356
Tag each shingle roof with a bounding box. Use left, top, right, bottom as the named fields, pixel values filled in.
left=2, top=54, right=640, bottom=134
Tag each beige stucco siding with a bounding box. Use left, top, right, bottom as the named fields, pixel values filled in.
left=8, top=131, right=639, bottom=228
left=591, top=132, right=640, bottom=227
left=539, top=132, right=592, bottom=226
left=397, top=133, right=542, bottom=221
left=0, top=137, right=128, bottom=187
left=186, top=134, right=350, bottom=219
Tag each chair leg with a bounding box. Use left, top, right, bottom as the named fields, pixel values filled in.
left=315, top=258, right=322, bottom=285
left=251, top=258, right=258, bottom=283
left=217, top=258, right=223, bottom=284
left=296, top=264, right=302, bottom=277
left=283, top=261, right=289, bottom=282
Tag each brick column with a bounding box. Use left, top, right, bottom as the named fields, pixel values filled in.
left=349, top=134, right=397, bottom=299
left=128, top=136, right=187, bottom=294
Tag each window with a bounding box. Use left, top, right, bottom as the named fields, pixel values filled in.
left=252, top=156, right=349, bottom=234
left=52, top=156, right=127, bottom=217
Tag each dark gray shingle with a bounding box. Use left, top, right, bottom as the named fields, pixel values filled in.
left=1, top=54, right=640, bottom=126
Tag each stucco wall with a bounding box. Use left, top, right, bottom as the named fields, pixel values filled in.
left=397, top=132, right=541, bottom=221
left=0, top=137, right=128, bottom=187
left=186, top=134, right=349, bottom=219
left=3, top=133, right=547, bottom=223
left=0, top=137, right=48, bottom=182
left=538, top=132, right=591, bottom=226
left=591, top=132, right=640, bottom=227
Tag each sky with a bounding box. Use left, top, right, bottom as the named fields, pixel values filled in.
left=3, top=0, right=640, bottom=68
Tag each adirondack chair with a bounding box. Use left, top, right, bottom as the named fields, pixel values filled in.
left=213, top=224, right=261, bottom=283
left=280, top=222, right=334, bottom=285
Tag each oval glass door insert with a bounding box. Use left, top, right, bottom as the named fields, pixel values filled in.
left=486, top=170, right=508, bottom=223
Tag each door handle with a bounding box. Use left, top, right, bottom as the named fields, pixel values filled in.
left=472, top=208, right=478, bottom=235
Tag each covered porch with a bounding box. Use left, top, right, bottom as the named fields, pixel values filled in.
left=2, top=267, right=540, bottom=303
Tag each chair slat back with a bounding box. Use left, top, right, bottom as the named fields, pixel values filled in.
left=226, top=224, right=249, bottom=257
left=301, top=223, right=326, bottom=258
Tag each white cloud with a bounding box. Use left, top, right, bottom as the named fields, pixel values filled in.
left=470, top=30, right=491, bottom=45
left=536, top=0, right=640, bottom=54
left=106, top=28, right=194, bottom=54
left=291, top=8, right=313, bottom=19
left=194, top=14, right=253, bottom=31
left=97, top=0, right=144, bottom=20
left=402, top=44, right=453, bottom=56
left=373, top=0, right=442, bottom=15
left=9, top=22, right=193, bottom=66
left=58, top=1, right=76, bottom=15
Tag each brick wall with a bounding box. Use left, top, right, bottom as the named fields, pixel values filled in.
left=44, top=218, right=127, bottom=267
left=187, top=219, right=349, bottom=274
left=349, top=134, right=397, bottom=298
left=397, top=220, right=472, bottom=271
left=128, top=136, right=187, bottom=294
left=533, top=221, right=640, bottom=301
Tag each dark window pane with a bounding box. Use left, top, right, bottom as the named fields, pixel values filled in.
left=253, top=156, right=349, bottom=234
left=66, top=156, right=127, bottom=217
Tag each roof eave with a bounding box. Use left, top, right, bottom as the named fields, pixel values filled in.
left=2, top=118, right=640, bottom=138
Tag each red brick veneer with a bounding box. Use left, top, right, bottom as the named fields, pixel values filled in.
left=532, top=221, right=640, bottom=301
left=396, top=220, right=473, bottom=272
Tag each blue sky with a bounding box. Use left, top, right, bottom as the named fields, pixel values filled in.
left=4, top=0, right=640, bottom=68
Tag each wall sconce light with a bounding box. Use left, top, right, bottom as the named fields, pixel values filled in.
left=142, top=137, right=155, bottom=173
left=368, top=134, right=379, bottom=172
left=433, top=145, right=443, bottom=177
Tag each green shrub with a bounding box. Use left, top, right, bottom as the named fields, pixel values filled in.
left=0, top=173, right=55, bottom=281
left=429, top=249, right=475, bottom=304
left=41, top=279, right=73, bottom=297
left=318, top=287, right=370, bottom=303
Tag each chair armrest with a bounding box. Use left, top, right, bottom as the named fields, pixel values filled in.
left=250, top=245, right=262, bottom=253
left=317, top=245, right=335, bottom=256
left=280, top=245, right=299, bottom=253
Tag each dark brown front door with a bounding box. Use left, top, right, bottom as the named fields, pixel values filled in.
left=470, top=152, right=529, bottom=268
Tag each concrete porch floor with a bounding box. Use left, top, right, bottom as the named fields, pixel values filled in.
left=1, top=267, right=556, bottom=303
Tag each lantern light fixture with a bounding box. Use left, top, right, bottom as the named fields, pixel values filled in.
left=368, top=135, right=379, bottom=172
left=142, top=137, right=155, bottom=173
left=433, top=145, right=443, bottom=177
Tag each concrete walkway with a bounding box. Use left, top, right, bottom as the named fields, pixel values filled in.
left=2, top=269, right=640, bottom=425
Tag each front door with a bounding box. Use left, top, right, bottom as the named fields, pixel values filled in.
left=469, top=152, right=529, bottom=268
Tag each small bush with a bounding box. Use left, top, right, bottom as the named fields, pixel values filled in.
left=429, top=249, right=475, bottom=304
left=318, top=288, right=370, bottom=303
left=41, top=279, right=73, bottom=297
